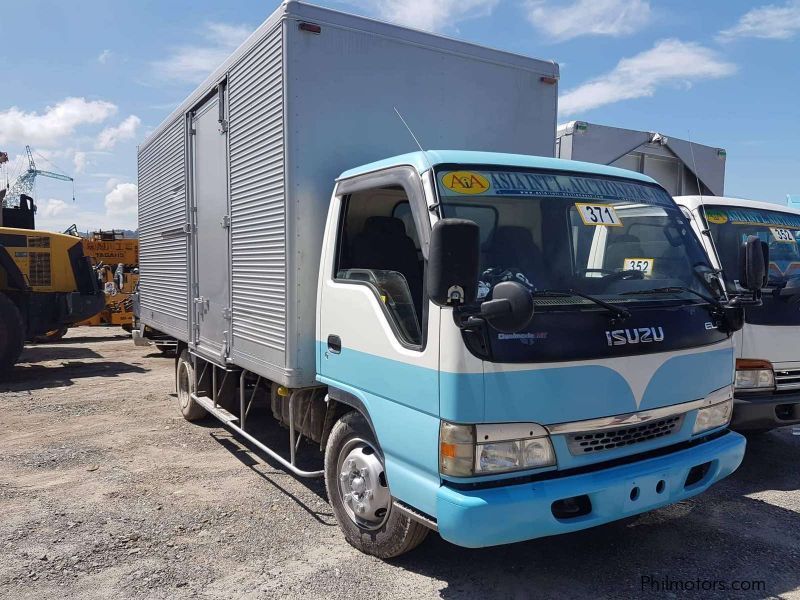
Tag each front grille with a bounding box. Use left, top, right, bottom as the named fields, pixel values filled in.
left=775, top=369, right=800, bottom=392
left=28, top=251, right=52, bottom=287
left=567, top=414, right=684, bottom=455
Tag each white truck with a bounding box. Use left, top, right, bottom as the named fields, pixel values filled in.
left=134, top=2, right=759, bottom=557
left=557, top=121, right=798, bottom=431
left=678, top=197, right=800, bottom=431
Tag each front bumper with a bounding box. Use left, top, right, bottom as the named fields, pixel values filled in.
left=731, top=391, right=800, bottom=431
left=436, top=431, right=745, bottom=548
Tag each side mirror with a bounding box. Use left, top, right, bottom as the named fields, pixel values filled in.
left=427, top=218, right=480, bottom=306
left=481, top=281, right=534, bottom=333
left=739, top=236, right=768, bottom=292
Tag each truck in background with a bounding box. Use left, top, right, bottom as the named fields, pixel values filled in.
left=678, top=197, right=800, bottom=432
left=135, top=1, right=758, bottom=557
left=557, top=120, right=799, bottom=432
left=557, top=121, right=727, bottom=197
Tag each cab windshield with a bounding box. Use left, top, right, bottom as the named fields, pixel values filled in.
left=436, top=166, right=717, bottom=307
left=702, top=205, right=800, bottom=290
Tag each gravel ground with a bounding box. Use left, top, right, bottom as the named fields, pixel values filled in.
left=0, top=327, right=799, bottom=599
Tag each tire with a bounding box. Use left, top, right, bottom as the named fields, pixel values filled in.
left=176, top=349, right=207, bottom=421
left=324, top=411, right=429, bottom=558
left=0, top=293, right=25, bottom=372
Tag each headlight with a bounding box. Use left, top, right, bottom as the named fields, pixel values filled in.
left=735, top=359, right=775, bottom=392
left=440, top=421, right=556, bottom=477
left=693, top=398, right=733, bottom=434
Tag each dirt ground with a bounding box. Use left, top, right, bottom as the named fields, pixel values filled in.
left=1, top=327, right=799, bottom=599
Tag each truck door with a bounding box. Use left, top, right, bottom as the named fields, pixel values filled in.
left=317, top=168, right=441, bottom=514
left=189, top=89, right=230, bottom=359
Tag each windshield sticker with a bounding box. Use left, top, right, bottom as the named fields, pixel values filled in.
left=438, top=170, right=671, bottom=205
left=705, top=211, right=728, bottom=224
left=706, top=207, right=800, bottom=229
left=770, top=227, right=798, bottom=243
left=623, top=257, right=654, bottom=274
left=575, top=203, right=623, bottom=227
left=441, top=171, right=490, bottom=195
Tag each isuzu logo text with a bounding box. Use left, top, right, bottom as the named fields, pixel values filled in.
left=606, top=327, right=665, bottom=347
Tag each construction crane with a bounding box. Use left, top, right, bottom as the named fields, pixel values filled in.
left=1, top=145, right=74, bottom=209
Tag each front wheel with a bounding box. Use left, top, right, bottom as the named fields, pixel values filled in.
left=324, top=411, right=429, bottom=558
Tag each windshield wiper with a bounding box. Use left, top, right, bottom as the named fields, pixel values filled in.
left=620, top=286, right=721, bottom=307
left=535, top=289, right=631, bottom=320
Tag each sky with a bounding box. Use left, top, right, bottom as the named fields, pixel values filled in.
left=1, top=0, right=799, bottom=232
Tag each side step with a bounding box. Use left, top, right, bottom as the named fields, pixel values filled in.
left=191, top=393, right=239, bottom=425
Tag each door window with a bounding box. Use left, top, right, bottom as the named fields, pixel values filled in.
left=335, top=186, right=424, bottom=346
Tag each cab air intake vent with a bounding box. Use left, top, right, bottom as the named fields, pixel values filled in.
left=567, top=415, right=684, bottom=455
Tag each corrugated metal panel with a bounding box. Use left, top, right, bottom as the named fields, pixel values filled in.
left=137, top=118, right=188, bottom=338
left=228, top=23, right=286, bottom=369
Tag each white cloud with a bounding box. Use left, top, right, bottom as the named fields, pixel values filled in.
left=151, top=22, right=251, bottom=84
left=525, top=0, right=651, bottom=41
left=37, top=181, right=138, bottom=232
left=39, top=198, right=69, bottom=218
left=718, top=1, right=800, bottom=41
left=559, top=39, right=736, bottom=115
left=73, top=151, right=88, bottom=174
left=105, top=182, right=138, bottom=220
left=351, top=0, right=499, bottom=32
left=98, top=49, right=112, bottom=64
left=0, top=97, right=117, bottom=147
left=95, top=115, right=141, bottom=150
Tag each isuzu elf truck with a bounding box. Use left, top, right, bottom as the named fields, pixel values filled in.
left=134, top=2, right=761, bottom=557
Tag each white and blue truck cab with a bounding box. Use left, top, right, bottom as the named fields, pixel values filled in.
left=133, top=2, right=759, bottom=558
left=314, top=151, right=755, bottom=554
left=677, top=196, right=800, bottom=431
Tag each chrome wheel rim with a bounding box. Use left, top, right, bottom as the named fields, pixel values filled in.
left=337, top=437, right=391, bottom=530
left=177, top=361, right=191, bottom=411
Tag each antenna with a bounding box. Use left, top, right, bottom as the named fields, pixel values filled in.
left=687, top=130, right=725, bottom=292
left=394, top=107, right=424, bottom=153
left=393, top=107, right=440, bottom=214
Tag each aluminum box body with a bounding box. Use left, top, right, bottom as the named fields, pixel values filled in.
left=137, top=0, right=559, bottom=387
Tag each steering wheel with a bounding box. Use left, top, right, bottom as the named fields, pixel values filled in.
left=576, top=268, right=645, bottom=281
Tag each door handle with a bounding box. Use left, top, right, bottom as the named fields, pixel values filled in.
left=327, top=335, right=342, bottom=354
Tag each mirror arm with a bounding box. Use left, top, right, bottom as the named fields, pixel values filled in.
left=729, top=289, right=762, bottom=307
left=479, top=298, right=512, bottom=319
left=452, top=308, right=494, bottom=361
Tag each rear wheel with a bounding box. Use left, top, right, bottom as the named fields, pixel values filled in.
left=0, top=293, right=24, bottom=372
left=176, top=349, right=207, bottom=421
left=324, top=411, right=429, bottom=558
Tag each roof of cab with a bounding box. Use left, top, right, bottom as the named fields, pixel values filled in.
left=676, top=195, right=800, bottom=216
left=337, top=150, right=658, bottom=184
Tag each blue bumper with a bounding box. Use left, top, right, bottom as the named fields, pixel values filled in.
left=436, top=431, right=746, bottom=548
